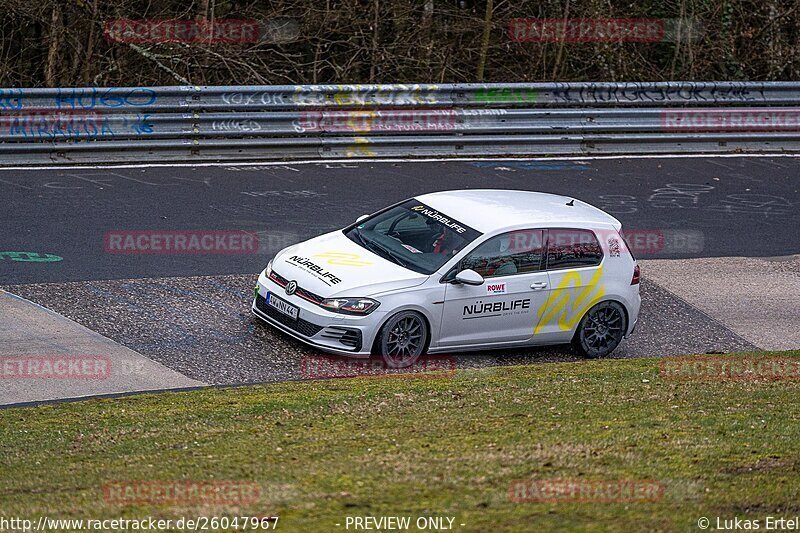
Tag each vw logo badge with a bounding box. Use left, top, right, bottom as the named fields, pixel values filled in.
left=285, top=280, right=298, bottom=296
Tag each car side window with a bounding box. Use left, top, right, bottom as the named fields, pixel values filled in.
left=546, top=229, right=603, bottom=269
left=460, top=229, right=544, bottom=278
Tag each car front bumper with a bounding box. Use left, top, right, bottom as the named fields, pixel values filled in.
left=251, top=270, right=385, bottom=357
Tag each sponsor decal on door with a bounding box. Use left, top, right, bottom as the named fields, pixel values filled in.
left=486, top=282, right=507, bottom=294
left=463, top=298, right=531, bottom=319
left=534, top=265, right=605, bottom=334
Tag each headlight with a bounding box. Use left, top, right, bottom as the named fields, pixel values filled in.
left=320, top=297, right=380, bottom=315
left=264, top=259, right=273, bottom=278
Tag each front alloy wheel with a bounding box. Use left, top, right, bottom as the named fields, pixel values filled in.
left=573, top=301, right=626, bottom=358
left=376, top=311, right=428, bottom=368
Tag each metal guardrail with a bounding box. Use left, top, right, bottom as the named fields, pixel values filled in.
left=1, top=82, right=800, bottom=164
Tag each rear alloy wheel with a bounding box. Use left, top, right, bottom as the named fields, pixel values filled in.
left=572, top=301, right=626, bottom=359
left=376, top=311, right=428, bottom=368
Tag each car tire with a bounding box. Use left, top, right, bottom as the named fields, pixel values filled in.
left=572, top=301, right=627, bottom=359
left=375, top=310, right=429, bottom=369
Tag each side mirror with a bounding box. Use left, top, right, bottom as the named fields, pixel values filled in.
left=454, top=269, right=484, bottom=286
left=356, top=214, right=370, bottom=223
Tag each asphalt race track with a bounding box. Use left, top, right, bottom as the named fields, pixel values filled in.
left=1, top=156, right=797, bottom=391
left=2, top=156, right=799, bottom=284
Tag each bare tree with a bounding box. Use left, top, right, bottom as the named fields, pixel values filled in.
left=1, top=0, right=798, bottom=87
left=476, top=0, right=493, bottom=81
left=44, top=3, right=63, bottom=87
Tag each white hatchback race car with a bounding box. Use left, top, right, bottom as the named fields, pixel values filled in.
left=252, top=189, right=641, bottom=366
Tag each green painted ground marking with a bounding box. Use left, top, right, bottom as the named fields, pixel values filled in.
left=0, top=252, right=63, bottom=262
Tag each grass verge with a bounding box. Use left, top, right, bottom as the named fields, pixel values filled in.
left=2, top=351, right=800, bottom=531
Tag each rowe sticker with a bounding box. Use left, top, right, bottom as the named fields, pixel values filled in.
left=486, top=283, right=507, bottom=294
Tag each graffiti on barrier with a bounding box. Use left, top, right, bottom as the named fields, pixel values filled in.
left=211, top=119, right=263, bottom=132
left=293, top=85, right=440, bottom=106
left=294, top=109, right=457, bottom=133
left=220, top=91, right=293, bottom=106
left=54, top=88, right=157, bottom=109
left=220, top=85, right=440, bottom=108
left=0, top=111, right=154, bottom=139
left=475, top=88, right=537, bottom=104
left=0, top=88, right=24, bottom=110
left=550, top=82, right=766, bottom=104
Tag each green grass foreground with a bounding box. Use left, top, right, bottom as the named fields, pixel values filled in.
left=2, top=352, right=800, bottom=532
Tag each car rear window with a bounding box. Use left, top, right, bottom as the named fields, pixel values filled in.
left=546, top=229, right=603, bottom=269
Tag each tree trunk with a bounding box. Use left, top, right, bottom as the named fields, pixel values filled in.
left=476, top=0, right=493, bottom=81
left=551, top=0, right=570, bottom=80
left=370, top=0, right=380, bottom=82
left=45, top=3, right=63, bottom=88
left=197, top=0, right=211, bottom=20
left=81, top=0, right=99, bottom=85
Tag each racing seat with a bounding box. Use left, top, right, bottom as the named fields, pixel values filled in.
left=489, top=260, right=518, bottom=276
left=474, top=235, right=518, bottom=277
left=430, top=227, right=460, bottom=255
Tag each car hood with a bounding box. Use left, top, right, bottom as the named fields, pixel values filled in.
left=271, top=230, right=430, bottom=298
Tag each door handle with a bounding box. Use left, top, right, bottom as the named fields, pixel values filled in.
left=530, top=282, right=548, bottom=289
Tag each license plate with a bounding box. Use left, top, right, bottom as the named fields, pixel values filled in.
left=267, top=292, right=299, bottom=320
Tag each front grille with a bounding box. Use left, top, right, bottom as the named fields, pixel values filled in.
left=320, top=326, right=363, bottom=351
left=254, top=293, right=324, bottom=337
left=270, top=270, right=289, bottom=286
left=269, top=269, right=325, bottom=304
left=295, top=286, right=324, bottom=304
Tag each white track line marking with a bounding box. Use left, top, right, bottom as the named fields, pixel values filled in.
left=2, top=153, right=800, bottom=172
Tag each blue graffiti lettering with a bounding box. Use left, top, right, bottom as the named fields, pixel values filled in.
left=0, top=89, right=24, bottom=110
left=55, top=87, right=157, bottom=110
left=7, top=113, right=115, bottom=140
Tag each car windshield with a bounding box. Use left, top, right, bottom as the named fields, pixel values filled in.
left=345, top=199, right=482, bottom=275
